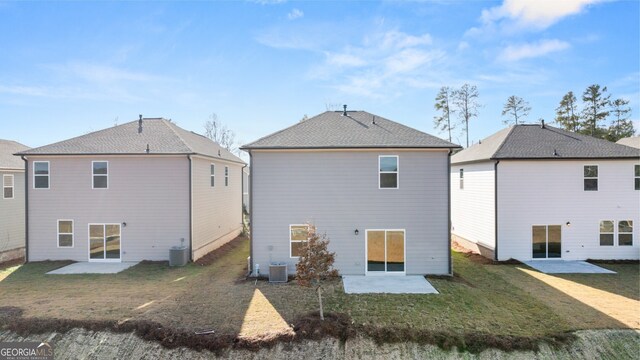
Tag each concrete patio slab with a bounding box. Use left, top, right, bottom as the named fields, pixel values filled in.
left=47, top=262, right=140, bottom=274
left=522, top=260, right=616, bottom=274
left=342, top=275, right=439, bottom=294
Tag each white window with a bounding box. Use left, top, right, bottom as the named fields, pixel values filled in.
left=92, top=161, right=108, bottom=189
left=290, top=224, right=308, bottom=258
left=225, top=166, right=229, bottom=187
left=34, top=161, right=50, bottom=189
left=3, top=174, right=13, bottom=199
left=599, top=220, right=614, bottom=246
left=58, top=220, right=73, bottom=248
left=584, top=165, right=598, bottom=191
left=210, top=164, right=215, bottom=187
left=618, top=221, right=633, bottom=246
left=379, top=155, right=399, bottom=189
left=635, top=165, right=639, bottom=191
left=459, top=169, right=464, bottom=190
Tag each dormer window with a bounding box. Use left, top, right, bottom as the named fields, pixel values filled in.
left=379, top=155, right=399, bottom=189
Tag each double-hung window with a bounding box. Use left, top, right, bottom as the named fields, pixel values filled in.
left=92, top=161, right=108, bottom=189
left=290, top=225, right=308, bottom=257
left=34, top=161, right=49, bottom=189
left=635, top=165, right=639, bottom=191
left=459, top=169, right=464, bottom=190
left=584, top=165, right=598, bottom=191
left=225, top=166, right=229, bottom=186
left=600, top=220, right=633, bottom=246
left=618, top=221, right=633, bottom=246
left=58, top=220, right=74, bottom=248
left=599, top=220, right=614, bottom=246
left=379, top=155, right=399, bottom=189
left=3, top=174, right=13, bottom=199
left=210, top=164, right=215, bottom=187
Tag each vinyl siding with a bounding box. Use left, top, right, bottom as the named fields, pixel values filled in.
left=497, top=160, right=640, bottom=260
left=26, top=156, right=190, bottom=261
left=450, top=162, right=495, bottom=251
left=191, top=156, right=243, bottom=260
left=251, top=150, right=451, bottom=275
left=0, top=170, right=25, bottom=260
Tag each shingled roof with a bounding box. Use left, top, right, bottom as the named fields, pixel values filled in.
left=241, top=111, right=460, bottom=150
left=1, top=140, right=30, bottom=170
left=452, top=124, right=640, bottom=164
left=16, top=118, right=244, bottom=164
left=616, top=136, right=640, bottom=149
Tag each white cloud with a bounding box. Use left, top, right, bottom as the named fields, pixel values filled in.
left=499, top=39, right=570, bottom=61
left=325, top=53, right=367, bottom=67
left=480, top=0, right=605, bottom=31
left=287, top=8, right=303, bottom=20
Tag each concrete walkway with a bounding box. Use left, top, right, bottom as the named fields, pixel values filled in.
left=522, top=260, right=616, bottom=274
left=342, top=275, right=439, bottom=294
left=47, top=262, right=140, bottom=274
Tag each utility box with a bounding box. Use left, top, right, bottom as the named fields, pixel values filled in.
left=169, top=246, right=188, bottom=267
left=269, top=262, right=288, bottom=283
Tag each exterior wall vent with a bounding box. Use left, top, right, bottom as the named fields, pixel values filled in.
left=269, top=262, right=288, bottom=283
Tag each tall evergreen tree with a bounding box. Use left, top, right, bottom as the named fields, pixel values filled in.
left=606, top=98, right=635, bottom=142
left=555, top=91, right=580, bottom=132
left=501, top=95, right=531, bottom=125
left=433, top=86, right=455, bottom=142
left=452, top=84, right=480, bottom=148
left=581, top=84, right=610, bottom=138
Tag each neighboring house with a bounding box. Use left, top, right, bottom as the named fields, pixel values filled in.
left=451, top=122, right=640, bottom=261
left=617, top=136, right=640, bottom=149
left=242, top=166, right=250, bottom=214
left=0, top=140, right=30, bottom=263
left=241, top=108, right=460, bottom=276
left=15, top=117, right=245, bottom=263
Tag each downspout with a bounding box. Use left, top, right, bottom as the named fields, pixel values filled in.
left=188, top=155, right=193, bottom=262
left=494, top=160, right=500, bottom=261
left=248, top=151, right=254, bottom=275
left=241, top=163, right=247, bottom=229
left=447, top=149, right=453, bottom=275
left=21, top=156, right=28, bottom=263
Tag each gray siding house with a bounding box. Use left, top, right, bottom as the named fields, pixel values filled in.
left=1, top=140, right=29, bottom=263
left=242, top=109, right=460, bottom=276
left=16, top=118, right=245, bottom=263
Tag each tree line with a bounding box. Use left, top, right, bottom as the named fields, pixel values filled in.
left=433, top=83, right=635, bottom=147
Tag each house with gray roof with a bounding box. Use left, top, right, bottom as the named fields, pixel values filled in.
left=242, top=108, right=460, bottom=276
left=15, top=117, right=245, bottom=263
left=1, top=140, right=30, bottom=263
left=451, top=122, right=640, bottom=261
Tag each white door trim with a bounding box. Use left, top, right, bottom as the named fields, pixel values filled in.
left=364, top=229, right=406, bottom=275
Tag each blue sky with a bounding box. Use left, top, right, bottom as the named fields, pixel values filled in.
left=1, top=0, right=638, bottom=156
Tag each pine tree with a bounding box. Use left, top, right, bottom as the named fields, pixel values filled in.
left=433, top=86, right=455, bottom=142
left=452, top=84, right=480, bottom=148
left=555, top=91, right=580, bottom=132
left=580, top=84, right=610, bottom=138
left=606, top=98, right=635, bottom=142
left=501, top=95, right=531, bottom=125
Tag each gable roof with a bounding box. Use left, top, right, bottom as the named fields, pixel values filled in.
left=452, top=124, right=640, bottom=164
left=616, top=136, right=640, bottom=149
left=16, top=118, right=245, bottom=164
left=1, top=140, right=30, bottom=170
left=241, top=111, right=460, bottom=150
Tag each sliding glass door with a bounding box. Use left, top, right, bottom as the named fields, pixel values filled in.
left=89, top=224, right=121, bottom=261
left=366, top=230, right=405, bottom=274
left=532, top=225, right=561, bottom=259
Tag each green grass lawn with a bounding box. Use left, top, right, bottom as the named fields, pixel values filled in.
left=1, top=237, right=637, bottom=344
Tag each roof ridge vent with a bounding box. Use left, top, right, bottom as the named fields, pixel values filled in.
left=342, top=104, right=347, bottom=116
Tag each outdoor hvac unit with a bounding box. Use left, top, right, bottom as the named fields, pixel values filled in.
left=269, top=262, right=288, bottom=283
left=169, top=246, right=188, bottom=267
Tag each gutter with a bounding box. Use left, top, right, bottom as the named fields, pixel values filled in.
left=248, top=151, right=254, bottom=275
left=494, top=160, right=500, bottom=261
left=188, top=155, right=193, bottom=262
left=21, top=156, right=28, bottom=262
left=447, top=149, right=452, bottom=275
left=241, top=163, right=247, bottom=231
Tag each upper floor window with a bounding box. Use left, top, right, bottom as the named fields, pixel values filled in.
left=584, top=165, right=598, bottom=191
left=3, top=174, right=13, bottom=199
left=210, top=164, right=215, bottom=187
left=459, top=169, right=464, bottom=190
left=635, top=165, right=639, bottom=190
left=379, top=155, right=398, bottom=189
left=34, top=161, right=49, bottom=189
left=92, top=161, right=108, bottom=189
left=225, top=166, right=229, bottom=186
